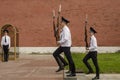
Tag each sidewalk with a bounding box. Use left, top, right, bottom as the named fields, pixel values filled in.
left=64, top=70, right=120, bottom=80
left=0, top=55, right=63, bottom=80
left=77, top=73, right=120, bottom=80
left=0, top=54, right=120, bottom=80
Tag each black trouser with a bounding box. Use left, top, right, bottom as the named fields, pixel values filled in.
left=3, top=45, right=9, bottom=61
left=53, top=46, right=76, bottom=74
left=83, top=51, right=99, bottom=77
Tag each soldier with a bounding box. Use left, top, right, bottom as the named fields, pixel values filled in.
left=53, top=17, right=76, bottom=77
left=83, top=27, right=100, bottom=80
left=1, top=30, right=11, bottom=62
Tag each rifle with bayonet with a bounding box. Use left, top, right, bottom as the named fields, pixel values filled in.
left=84, top=14, right=89, bottom=50
left=52, top=4, right=61, bottom=43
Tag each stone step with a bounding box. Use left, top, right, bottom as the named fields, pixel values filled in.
left=63, top=70, right=91, bottom=80
left=63, top=70, right=77, bottom=80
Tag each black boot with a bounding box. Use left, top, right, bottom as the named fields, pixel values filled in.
left=65, top=70, right=71, bottom=74
left=86, top=70, right=94, bottom=74
left=92, top=76, right=99, bottom=80
left=67, top=73, right=76, bottom=77
left=56, top=67, right=64, bottom=72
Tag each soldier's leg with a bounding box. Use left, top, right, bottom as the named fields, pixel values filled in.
left=83, top=52, right=93, bottom=73
left=59, top=54, right=68, bottom=66
left=63, top=47, right=76, bottom=74
left=6, top=45, right=9, bottom=61
left=3, top=45, right=7, bottom=61
left=53, top=46, right=63, bottom=68
left=91, top=51, right=99, bottom=77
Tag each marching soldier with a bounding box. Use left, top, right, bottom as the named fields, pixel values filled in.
left=83, top=27, right=100, bottom=80
left=53, top=17, right=76, bottom=77
left=1, top=30, right=11, bottom=62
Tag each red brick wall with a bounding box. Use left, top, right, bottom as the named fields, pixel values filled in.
left=0, top=0, right=120, bottom=47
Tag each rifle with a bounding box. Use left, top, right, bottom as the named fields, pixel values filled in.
left=84, top=14, right=89, bottom=50
left=52, top=4, right=61, bottom=43
left=52, top=10, right=56, bottom=40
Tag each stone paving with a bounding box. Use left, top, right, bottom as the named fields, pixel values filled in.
left=64, top=70, right=120, bottom=80
left=0, top=55, right=63, bottom=80
left=64, top=72, right=120, bottom=80
left=0, top=54, right=120, bottom=80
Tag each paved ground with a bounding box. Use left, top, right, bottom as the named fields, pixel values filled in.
left=77, top=73, right=120, bottom=80
left=0, top=55, right=120, bottom=80
left=0, top=55, right=63, bottom=80
left=64, top=69, right=120, bottom=80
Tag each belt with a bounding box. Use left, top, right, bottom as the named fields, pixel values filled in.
left=3, top=45, right=9, bottom=46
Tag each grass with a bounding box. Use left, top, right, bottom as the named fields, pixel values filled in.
left=65, top=52, right=120, bottom=73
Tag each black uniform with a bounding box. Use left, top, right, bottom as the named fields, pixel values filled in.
left=53, top=46, right=75, bottom=74
left=83, top=51, right=99, bottom=77
left=3, top=45, right=9, bottom=61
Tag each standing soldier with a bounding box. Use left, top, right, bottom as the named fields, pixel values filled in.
left=53, top=17, right=76, bottom=77
left=1, top=30, right=11, bottom=62
left=83, top=27, right=100, bottom=80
